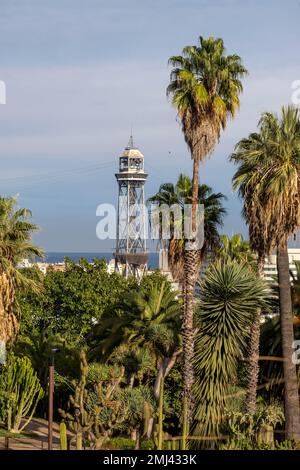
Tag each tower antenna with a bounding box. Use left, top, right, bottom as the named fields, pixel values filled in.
left=127, top=125, right=134, bottom=148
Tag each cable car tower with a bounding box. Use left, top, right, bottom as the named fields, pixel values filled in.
left=114, top=136, right=148, bottom=279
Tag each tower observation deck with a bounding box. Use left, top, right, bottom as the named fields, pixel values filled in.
left=114, top=136, right=148, bottom=279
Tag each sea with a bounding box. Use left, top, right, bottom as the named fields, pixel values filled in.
left=42, top=252, right=159, bottom=269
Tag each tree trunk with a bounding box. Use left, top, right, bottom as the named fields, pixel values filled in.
left=245, top=255, right=264, bottom=414
left=134, top=430, right=140, bottom=449
left=0, top=272, right=18, bottom=346
left=277, top=239, right=300, bottom=440
left=153, top=352, right=181, bottom=401
left=149, top=352, right=182, bottom=438
left=191, top=157, right=200, bottom=234
left=182, top=157, right=200, bottom=420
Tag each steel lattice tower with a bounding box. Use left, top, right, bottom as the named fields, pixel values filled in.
left=114, top=136, right=148, bottom=279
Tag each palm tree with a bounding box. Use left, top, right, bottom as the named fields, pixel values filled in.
left=88, top=281, right=181, bottom=401
left=231, top=106, right=300, bottom=439
left=193, top=260, right=269, bottom=440
left=218, top=233, right=255, bottom=265
left=231, top=127, right=274, bottom=415
left=148, top=174, right=226, bottom=285
left=167, top=36, right=247, bottom=417
left=0, top=197, right=43, bottom=346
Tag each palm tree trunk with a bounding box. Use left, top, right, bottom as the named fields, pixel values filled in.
left=0, top=272, right=18, bottom=349
left=277, top=238, right=300, bottom=440
left=245, top=255, right=264, bottom=414
left=183, top=157, right=200, bottom=419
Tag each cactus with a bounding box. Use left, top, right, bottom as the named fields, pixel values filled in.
left=60, top=422, right=67, bottom=450
left=58, top=351, right=127, bottom=450
left=76, top=432, right=83, bottom=450
left=0, top=355, right=44, bottom=433
left=58, top=351, right=94, bottom=446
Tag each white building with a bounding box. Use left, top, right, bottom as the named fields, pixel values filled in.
left=263, top=248, right=300, bottom=282
left=158, top=247, right=300, bottom=286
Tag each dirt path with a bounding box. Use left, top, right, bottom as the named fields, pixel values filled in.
left=0, top=418, right=71, bottom=450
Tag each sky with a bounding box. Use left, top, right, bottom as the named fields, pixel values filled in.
left=0, top=0, right=300, bottom=252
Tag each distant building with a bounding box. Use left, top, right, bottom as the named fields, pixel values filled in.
left=159, top=247, right=300, bottom=289
left=263, top=248, right=300, bottom=282
left=17, top=259, right=32, bottom=269
left=35, top=262, right=48, bottom=275
left=107, top=259, right=115, bottom=275
left=47, top=263, right=65, bottom=272
left=17, top=259, right=65, bottom=274
left=158, top=249, right=181, bottom=292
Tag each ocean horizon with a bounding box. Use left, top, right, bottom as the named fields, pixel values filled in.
left=41, top=252, right=159, bottom=269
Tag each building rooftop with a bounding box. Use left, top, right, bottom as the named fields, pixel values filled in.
left=121, top=134, right=144, bottom=159
left=121, top=147, right=144, bottom=158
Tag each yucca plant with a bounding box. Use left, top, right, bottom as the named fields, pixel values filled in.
left=193, top=260, right=269, bottom=440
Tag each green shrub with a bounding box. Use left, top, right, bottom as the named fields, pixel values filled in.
left=275, top=440, right=300, bottom=450
left=140, top=439, right=155, bottom=450
left=109, top=437, right=135, bottom=450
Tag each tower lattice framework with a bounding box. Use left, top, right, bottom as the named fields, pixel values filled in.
left=114, top=136, right=148, bottom=279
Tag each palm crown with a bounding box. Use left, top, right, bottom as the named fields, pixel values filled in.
left=167, top=36, right=248, bottom=161
left=89, top=281, right=181, bottom=362
left=148, top=174, right=226, bottom=283
left=0, top=197, right=43, bottom=344
left=231, top=106, right=300, bottom=252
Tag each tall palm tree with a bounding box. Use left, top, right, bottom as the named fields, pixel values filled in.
left=167, top=36, right=247, bottom=417
left=231, top=106, right=300, bottom=439
left=148, top=174, right=226, bottom=285
left=231, top=128, right=273, bottom=415
left=0, top=197, right=43, bottom=346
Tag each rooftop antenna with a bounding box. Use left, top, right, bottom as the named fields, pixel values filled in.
left=127, top=124, right=134, bottom=148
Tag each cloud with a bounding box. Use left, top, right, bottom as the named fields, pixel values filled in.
left=0, top=0, right=300, bottom=249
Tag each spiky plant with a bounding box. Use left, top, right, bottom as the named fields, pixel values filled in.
left=193, top=260, right=269, bottom=440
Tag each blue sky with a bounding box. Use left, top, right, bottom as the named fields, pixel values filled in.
left=0, top=0, right=300, bottom=251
